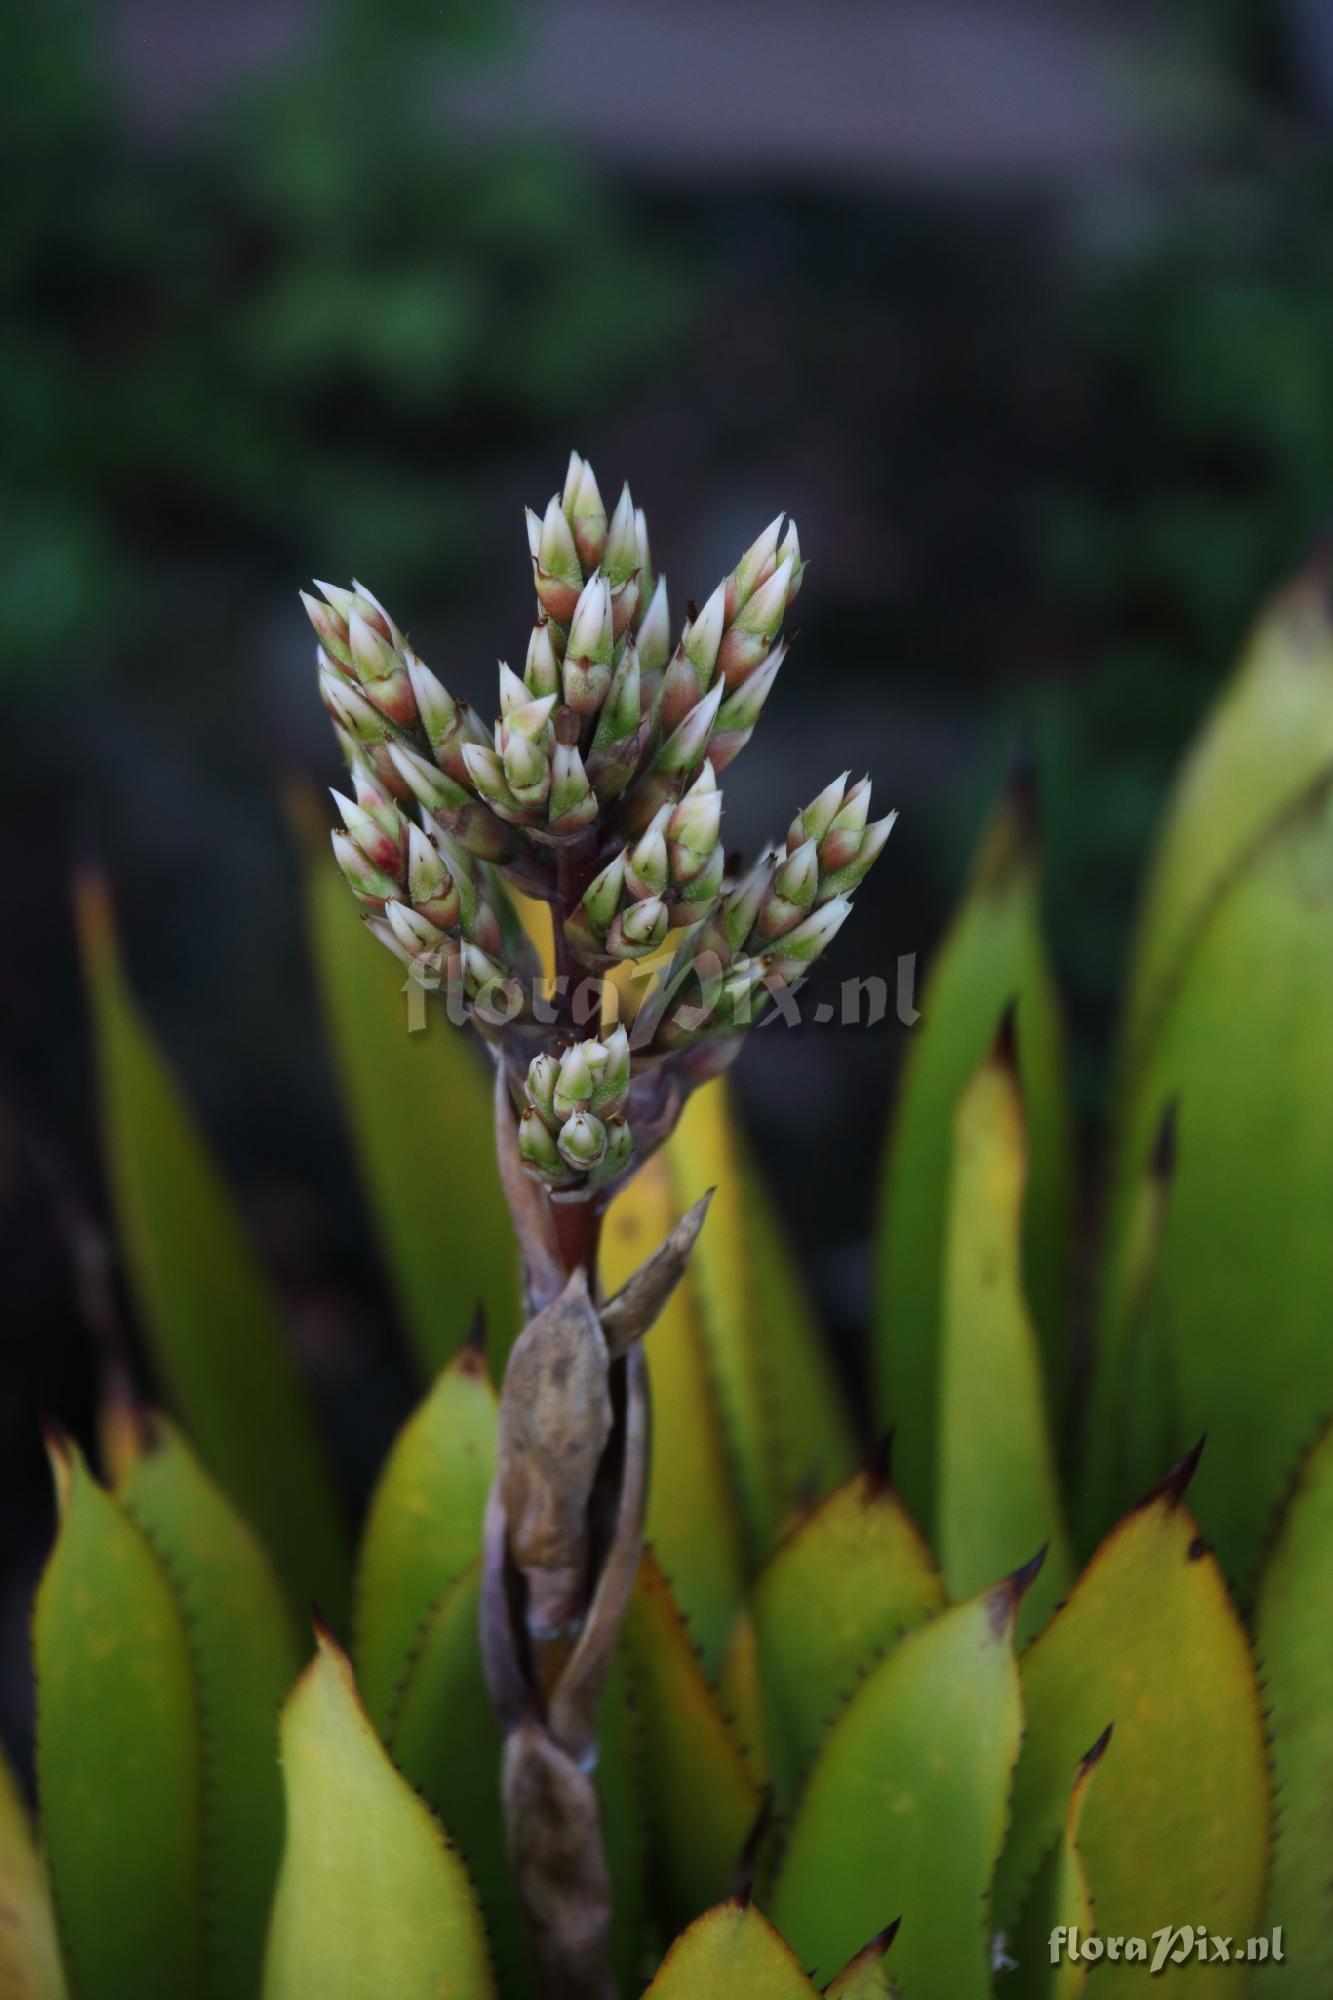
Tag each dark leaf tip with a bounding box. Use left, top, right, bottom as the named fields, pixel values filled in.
left=989, top=997, right=1020, bottom=1073
left=728, top=1791, right=773, bottom=1908
left=1138, top=1434, right=1206, bottom=1513
left=1079, top=1723, right=1114, bottom=1777
left=989, top=1544, right=1046, bottom=1635
left=863, top=1430, right=895, bottom=1499
left=1151, top=1098, right=1179, bottom=1181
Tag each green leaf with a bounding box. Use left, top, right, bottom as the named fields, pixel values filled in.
left=642, top=1902, right=819, bottom=1998
left=353, top=1343, right=497, bottom=1735
left=118, top=1417, right=301, bottom=2000
left=595, top=1645, right=650, bottom=1997
left=995, top=1464, right=1270, bottom=1998
left=1004, top=1728, right=1111, bottom=2000
left=1255, top=1421, right=1333, bottom=1988
left=938, top=1026, right=1073, bottom=1639
left=298, top=795, right=519, bottom=1374
left=263, top=1630, right=495, bottom=2000
left=873, top=776, right=1073, bottom=1535
left=743, top=1459, right=943, bottom=1814
left=602, top=1155, right=747, bottom=1676
left=664, top=1079, right=854, bottom=1565
left=1120, top=562, right=1333, bottom=1080
left=1094, top=777, right=1333, bottom=1588
left=823, top=1926, right=901, bottom=1998
left=77, top=873, right=348, bottom=1617
left=384, top=1560, right=523, bottom=1999
left=34, top=1441, right=204, bottom=1999
left=770, top=1573, right=1028, bottom=1994
left=0, top=1738, right=67, bottom=2000
left=623, top=1551, right=762, bottom=1927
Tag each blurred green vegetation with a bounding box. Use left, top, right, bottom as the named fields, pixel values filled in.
left=0, top=0, right=689, bottom=665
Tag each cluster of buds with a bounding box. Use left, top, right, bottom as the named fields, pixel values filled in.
left=646, top=772, right=896, bottom=1048
left=307, top=453, right=891, bottom=1175
left=516, top=1030, right=633, bottom=1194
left=327, top=751, right=534, bottom=1014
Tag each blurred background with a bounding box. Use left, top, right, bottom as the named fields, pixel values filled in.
left=4, top=0, right=1333, bottom=1752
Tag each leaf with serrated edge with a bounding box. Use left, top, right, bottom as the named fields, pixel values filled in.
left=771, top=1572, right=1028, bottom=1994
left=1003, top=1728, right=1111, bottom=2000
left=263, top=1629, right=494, bottom=2000
left=743, top=1459, right=943, bottom=1814
left=1254, top=1421, right=1333, bottom=1989
left=35, top=1441, right=204, bottom=1998
left=1096, top=777, right=1333, bottom=1589
left=873, top=776, right=1072, bottom=1534
left=118, top=1417, right=300, bottom=2000
left=623, top=1551, right=762, bottom=1926
left=823, top=1921, right=901, bottom=1998
left=298, top=792, right=519, bottom=1373
left=0, top=1737, right=67, bottom=1999
left=603, top=1157, right=746, bottom=1675
left=643, top=1900, right=820, bottom=1998
left=995, top=1463, right=1270, bottom=1999
left=353, top=1343, right=497, bottom=1735
left=77, top=873, right=348, bottom=1617
left=664, top=1081, right=854, bottom=1564
left=385, top=1560, right=523, bottom=1999
left=938, top=1031, right=1073, bottom=1639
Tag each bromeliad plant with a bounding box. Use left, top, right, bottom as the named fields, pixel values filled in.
left=11, top=472, right=1333, bottom=1999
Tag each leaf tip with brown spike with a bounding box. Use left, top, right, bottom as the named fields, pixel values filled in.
left=1138, top=1434, right=1206, bottom=1515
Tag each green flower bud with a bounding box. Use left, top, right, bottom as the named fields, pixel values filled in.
left=557, top=1109, right=607, bottom=1170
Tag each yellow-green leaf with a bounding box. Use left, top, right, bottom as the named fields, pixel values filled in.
left=77, top=874, right=347, bottom=1617
left=0, top=1739, right=66, bottom=2000
left=385, top=1560, right=522, bottom=1998
left=353, top=1344, right=497, bottom=1735
left=34, top=1442, right=204, bottom=1999
left=624, top=1552, right=762, bottom=1926
left=743, top=1459, right=943, bottom=1814
left=602, top=1157, right=746, bottom=1675
left=1095, top=776, right=1333, bottom=1588
left=1255, top=1421, right=1333, bottom=1988
left=299, top=796, right=519, bottom=1374
left=263, top=1630, right=494, bottom=2000
left=770, top=1574, right=1027, bottom=1994
left=938, top=1026, right=1072, bottom=1639
left=1120, top=561, right=1333, bottom=1080
left=1004, top=1728, right=1111, bottom=2000
left=643, top=1901, right=819, bottom=1999
left=873, top=777, right=1072, bottom=1534
left=995, top=1466, right=1270, bottom=1999
left=118, top=1418, right=301, bottom=2000
left=664, top=1080, right=854, bottom=1564
left=823, top=1925, right=901, bottom=1998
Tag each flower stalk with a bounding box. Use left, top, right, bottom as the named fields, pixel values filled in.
left=305, top=454, right=891, bottom=1998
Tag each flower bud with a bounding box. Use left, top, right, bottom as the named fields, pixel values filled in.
left=668, top=764, right=722, bottom=860
left=597, top=1116, right=634, bottom=1183
left=525, top=621, right=562, bottom=700
left=557, top=1110, right=607, bottom=1171
left=581, top=848, right=628, bottom=937
left=788, top=773, right=850, bottom=852
left=525, top=1051, right=561, bottom=1127
left=709, top=638, right=787, bottom=774
left=331, top=789, right=403, bottom=878
left=655, top=677, right=724, bottom=777
left=591, top=1024, right=630, bottom=1116
left=564, top=577, right=615, bottom=715
left=331, top=830, right=398, bottom=906
left=636, top=576, right=671, bottom=682
left=818, top=775, right=871, bottom=871
left=385, top=899, right=447, bottom=959
left=533, top=496, right=583, bottom=624
left=301, top=589, right=353, bottom=668
left=406, top=823, right=462, bottom=930
left=607, top=896, right=668, bottom=960
left=604, top=483, right=639, bottom=588
left=548, top=741, right=598, bottom=832
left=553, top=1040, right=603, bottom=1119
left=566, top=458, right=608, bottom=571
left=626, top=807, right=671, bottom=900
left=519, top=1106, right=567, bottom=1182
left=726, top=513, right=784, bottom=621
left=716, top=557, right=792, bottom=687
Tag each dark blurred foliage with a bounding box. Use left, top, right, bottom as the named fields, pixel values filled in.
left=1, top=0, right=687, bottom=662
left=4, top=0, right=1333, bottom=1748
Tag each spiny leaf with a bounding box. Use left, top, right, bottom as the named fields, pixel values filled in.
left=1254, top=1421, right=1333, bottom=1989
left=34, top=1440, right=204, bottom=1999
left=263, top=1628, right=494, bottom=2000
left=770, top=1570, right=1029, bottom=1994
left=995, top=1463, right=1270, bottom=1998
left=0, top=1737, right=67, bottom=2000
left=642, top=1900, right=820, bottom=1998
left=353, top=1343, right=497, bottom=1735
left=622, top=1551, right=762, bottom=1927
left=823, top=1921, right=901, bottom=1997
left=873, top=773, right=1073, bottom=1534
left=938, top=1024, right=1072, bottom=1639
left=741, top=1455, right=943, bottom=1814
left=664, top=1079, right=854, bottom=1564
left=1120, top=558, right=1333, bottom=1081
left=118, top=1417, right=301, bottom=2000
left=297, top=791, right=520, bottom=1374
left=384, top=1560, right=522, bottom=1999
left=77, top=871, right=348, bottom=1617
left=1004, top=1728, right=1111, bottom=2000
left=602, top=1157, right=746, bottom=1675
left=1095, top=776, right=1333, bottom=1589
